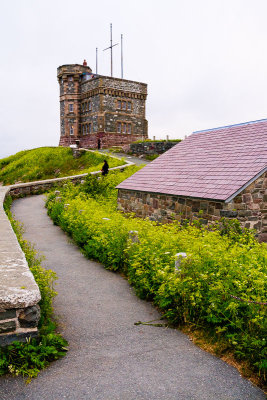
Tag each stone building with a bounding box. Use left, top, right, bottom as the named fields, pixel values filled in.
left=57, top=61, right=148, bottom=149
left=117, top=119, right=267, bottom=242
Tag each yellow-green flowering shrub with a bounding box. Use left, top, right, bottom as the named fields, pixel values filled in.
left=46, top=171, right=267, bottom=382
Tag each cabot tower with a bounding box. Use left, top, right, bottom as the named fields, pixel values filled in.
left=57, top=60, right=148, bottom=149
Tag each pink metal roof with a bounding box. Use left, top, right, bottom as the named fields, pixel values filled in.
left=117, top=119, right=267, bottom=201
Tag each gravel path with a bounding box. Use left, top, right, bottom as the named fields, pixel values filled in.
left=98, top=150, right=150, bottom=166
left=0, top=195, right=265, bottom=400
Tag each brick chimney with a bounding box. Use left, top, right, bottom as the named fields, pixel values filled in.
left=83, top=59, right=87, bottom=66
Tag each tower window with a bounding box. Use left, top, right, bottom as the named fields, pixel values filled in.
left=70, top=125, right=74, bottom=135
left=69, top=104, right=74, bottom=112
left=89, top=101, right=92, bottom=111
left=89, top=123, right=92, bottom=133
left=117, top=99, right=132, bottom=112
left=117, top=121, right=132, bottom=134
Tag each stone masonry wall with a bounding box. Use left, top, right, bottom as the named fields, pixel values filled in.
left=0, top=188, right=41, bottom=346
left=117, top=171, right=267, bottom=242
left=0, top=306, right=40, bottom=346
left=129, top=141, right=181, bottom=156
left=230, top=171, right=267, bottom=242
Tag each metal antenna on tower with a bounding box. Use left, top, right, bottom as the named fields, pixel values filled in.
left=121, top=34, right=123, bottom=79
left=103, top=23, right=118, bottom=77
left=96, top=48, right=98, bottom=74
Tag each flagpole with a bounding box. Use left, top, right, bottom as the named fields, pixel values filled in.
left=103, top=23, right=119, bottom=77
left=121, top=34, right=123, bottom=79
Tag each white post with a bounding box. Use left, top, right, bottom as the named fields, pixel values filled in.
left=129, top=230, right=139, bottom=243
left=175, top=252, right=187, bottom=272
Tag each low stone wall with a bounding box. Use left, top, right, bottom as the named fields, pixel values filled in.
left=59, top=133, right=145, bottom=149
left=129, top=141, right=181, bottom=156
left=0, top=187, right=41, bottom=346
left=117, top=171, right=267, bottom=242
left=8, top=162, right=131, bottom=198
left=0, top=155, right=133, bottom=346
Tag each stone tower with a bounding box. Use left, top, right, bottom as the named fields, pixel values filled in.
left=57, top=61, right=148, bottom=149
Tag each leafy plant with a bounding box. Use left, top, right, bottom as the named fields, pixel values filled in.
left=45, top=168, right=267, bottom=386
left=132, top=139, right=182, bottom=143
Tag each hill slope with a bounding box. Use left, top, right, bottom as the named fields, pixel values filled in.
left=0, top=147, right=124, bottom=185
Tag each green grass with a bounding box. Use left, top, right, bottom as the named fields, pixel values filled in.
left=132, top=139, right=182, bottom=144
left=0, top=147, right=125, bottom=185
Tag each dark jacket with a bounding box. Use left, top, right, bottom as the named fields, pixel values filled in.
left=101, top=160, right=109, bottom=176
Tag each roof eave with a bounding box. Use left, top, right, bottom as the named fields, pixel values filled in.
left=117, top=187, right=226, bottom=202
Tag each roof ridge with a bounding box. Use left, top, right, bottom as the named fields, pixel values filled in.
left=193, top=118, right=267, bottom=134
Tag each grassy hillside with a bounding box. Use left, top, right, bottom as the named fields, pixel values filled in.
left=0, top=147, right=124, bottom=185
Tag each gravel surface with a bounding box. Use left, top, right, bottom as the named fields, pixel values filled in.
left=0, top=195, right=265, bottom=400
left=99, top=150, right=150, bottom=166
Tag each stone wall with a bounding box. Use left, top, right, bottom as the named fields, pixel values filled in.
left=129, top=141, right=181, bottom=156
left=231, top=171, right=267, bottom=242
left=8, top=159, right=132, bottom=198
left=117, top=171, right=267, bottom=242
left=0, top=306, right=40, bottom=346
left=79, top=133, right=145, bottom=150
left=0, top=188, right=41, bottom=346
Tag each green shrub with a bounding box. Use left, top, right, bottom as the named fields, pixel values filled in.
left=45, top=171, right=267, bottom=384
left=145, top=154, right=159, bottom=161
left=132, top=139, right=182, bottom=144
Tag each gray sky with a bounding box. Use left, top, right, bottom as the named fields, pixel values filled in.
left=1, top=0, right=267, bottom=159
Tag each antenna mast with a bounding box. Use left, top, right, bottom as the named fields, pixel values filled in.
left=121, top=34, right=123, bottom=78
left=103, top=23, right=118, bottom=77
left=96, top=47, right=98, bottom=74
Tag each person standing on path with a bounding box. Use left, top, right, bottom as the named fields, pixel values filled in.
left=101, top=160, right=109, bottom=176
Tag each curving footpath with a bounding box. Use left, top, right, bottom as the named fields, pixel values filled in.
left=0, top=195, right=265, bottom=400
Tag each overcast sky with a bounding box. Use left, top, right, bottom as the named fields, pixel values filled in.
left=1, top=0, right=267, bottom=158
